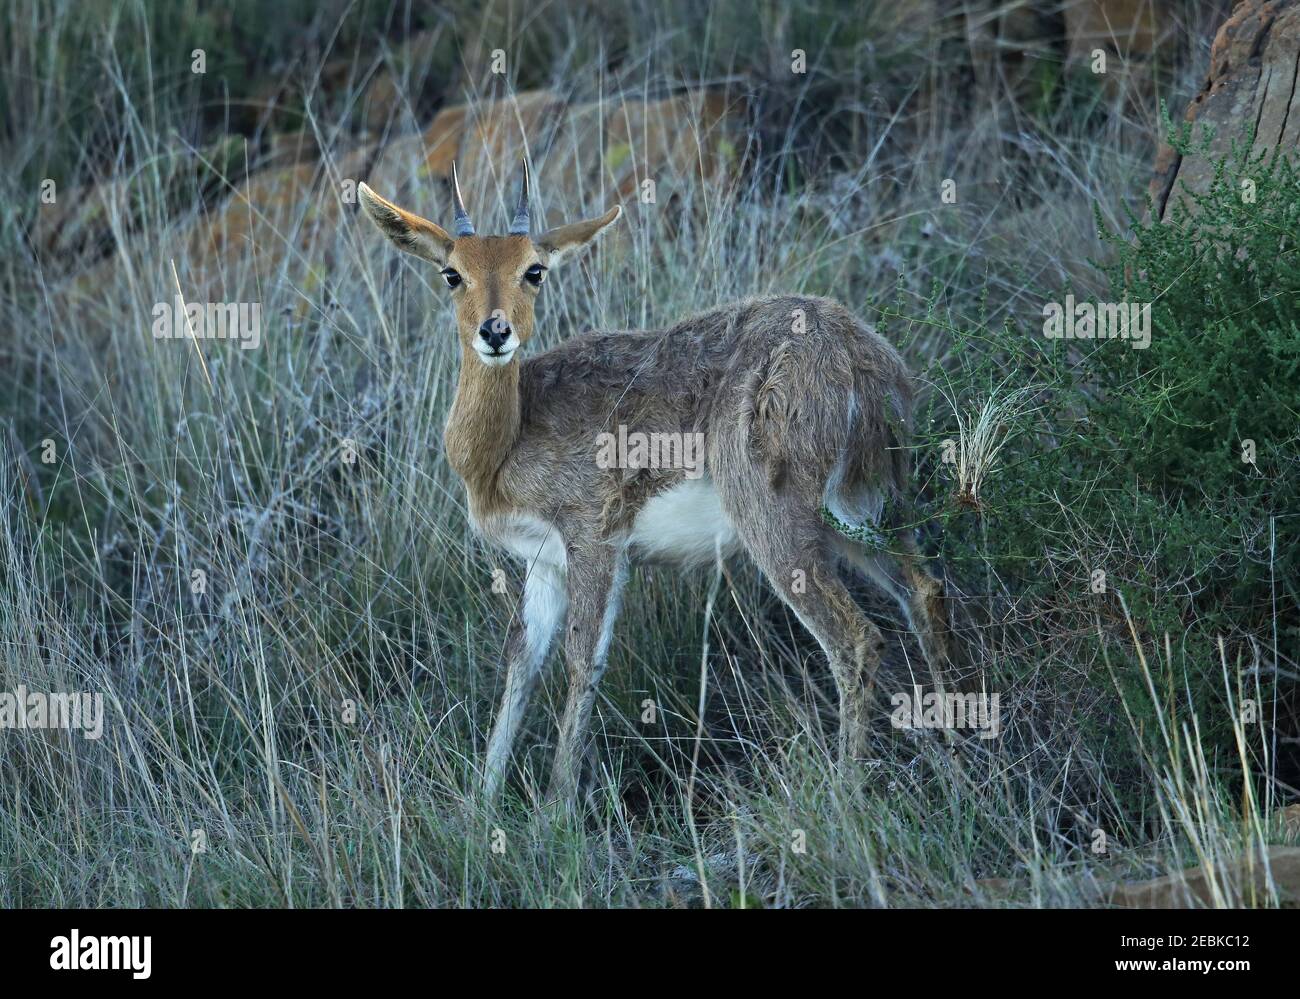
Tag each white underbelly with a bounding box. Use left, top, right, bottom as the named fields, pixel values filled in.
left=628, top=477, right=740, bottom=567
left=480, top=512, right=568, bottom=570
left=474, top=479, right=740, bottom=573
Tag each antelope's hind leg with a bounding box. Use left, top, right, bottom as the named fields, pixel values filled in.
left=719, top=483, right=884, bottom=765
left=836, top=535, right=956, bottom=691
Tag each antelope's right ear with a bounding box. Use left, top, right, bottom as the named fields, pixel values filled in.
left=357, top=182, right=454, bottom=266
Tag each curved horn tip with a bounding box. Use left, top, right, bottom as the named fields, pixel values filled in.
left=450, top=161, right=475, bottom=237
left=508, top=159, right=532, bottom=236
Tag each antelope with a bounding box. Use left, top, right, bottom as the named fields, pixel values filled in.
left=357, top=162, right=951, bottom=806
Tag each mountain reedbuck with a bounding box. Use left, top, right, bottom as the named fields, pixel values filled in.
left=357, top=162, right=951, bottom=805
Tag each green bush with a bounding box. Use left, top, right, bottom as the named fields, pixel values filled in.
left=1090, top=147, right=1300, bottom=626
left=905, top=141, right=1299, bottom=796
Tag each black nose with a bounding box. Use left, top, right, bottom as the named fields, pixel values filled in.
left=478, top=317, right=512, bottom=351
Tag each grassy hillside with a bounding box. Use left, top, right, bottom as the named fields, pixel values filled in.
left=1, top=0, right=1295, bottom=907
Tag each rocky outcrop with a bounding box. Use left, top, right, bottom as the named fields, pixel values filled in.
left=175, top=88, right=746, bottom=283
left=365, top=88, right=746, bottom=202
left=962, top=1, right=1187, bottom=109
left=1065, top=0, right=1166, bottom=65
left=32, top=136, right=247, bottom=269
left=1282, top=803, right=1300, bottom=837
left=1150, top=0, right=1300, bottom=220
left=42, top=87, right=746, bottom=342
left=1108, top=845, right=1300, bottom=907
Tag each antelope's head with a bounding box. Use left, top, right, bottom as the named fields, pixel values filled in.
left=358, top=162, right=621, bottom=367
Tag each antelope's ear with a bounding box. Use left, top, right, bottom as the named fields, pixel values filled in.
left=537, top=205, right=622, bottom=265
left=357, top=182, right=454, bottom=266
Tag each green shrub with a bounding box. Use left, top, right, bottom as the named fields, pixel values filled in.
left=1090, top=146, right=1300, bottom=626
left=904, top=141, right=1299, bottom=798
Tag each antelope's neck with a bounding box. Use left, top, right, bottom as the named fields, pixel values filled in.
left=444, top=354, right=522, bottom=517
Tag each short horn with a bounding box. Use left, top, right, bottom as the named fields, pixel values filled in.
left=450, top=161, right=474, bottom=237
left=507, top=159, right=531, bottom=236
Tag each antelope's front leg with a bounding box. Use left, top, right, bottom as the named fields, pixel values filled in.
left=548, top=544, right=627, bottom=806
left=483, top=561, right=566, bottom=801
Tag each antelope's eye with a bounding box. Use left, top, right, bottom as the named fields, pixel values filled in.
left=440, top=268, right=462, bottom=289
left=524, top=264, right=546, bottom=287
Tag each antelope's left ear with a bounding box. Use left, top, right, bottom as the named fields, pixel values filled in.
left=537, top=205, right=622, bottom=265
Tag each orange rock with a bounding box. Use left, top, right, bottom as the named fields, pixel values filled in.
left=1281, top=803, right=1300, bottom=838
left=459, top=91, right=564, bottom=189
left=421, top=104, right=469, bottom=179
left=180, top=143, right=373, bottom=297
left=602, top=91, right=746, bottom=201
left=262, top=129, right=321, bottom=169
left=1108, top=846, right=1300, bottom=908
left=367, top=88, right=746, bottom=230
left=1065, top=0, right=1162, bottom=63
left=1149, top=0, right=1300, bottom=220
left=533, top=99, right=609, bottom=211
left=63, top=88, right=747, bottom=323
